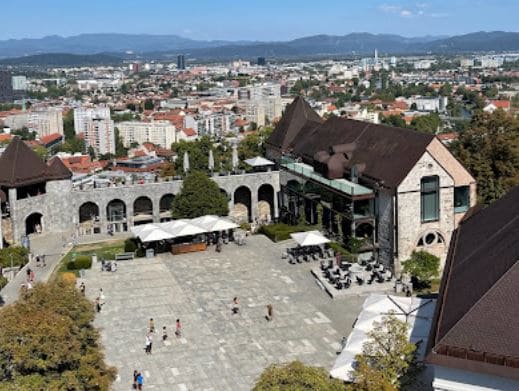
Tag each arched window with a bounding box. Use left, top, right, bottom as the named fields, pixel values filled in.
left=421, top=176, right=439, bottom=222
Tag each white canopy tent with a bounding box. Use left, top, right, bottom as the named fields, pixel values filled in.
left=330, top=294, right=436, bottom=382
left=191, top=215, right=239, bottom=232
left=139, top=228, right=174, bottom=242
left=290, top=230, right=330, bottom=246
left=132, top=215, right=239, bottom=243
left=244, top=156, right=275, bottom=167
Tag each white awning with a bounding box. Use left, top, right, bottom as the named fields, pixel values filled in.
left=290, top=230, right=330, bottom=246
left=330, top=294, right=436, bottom=382
left=139, top=228, right=174, bottom=242
left=244, top=156, right=275, bottom=167
left=192, top=215, right=239, bottom=232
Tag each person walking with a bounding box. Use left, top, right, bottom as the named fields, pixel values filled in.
left=162, top=326, right=168, bottom=341
left=175, top=319, right=182, bottom=338
left=79, top=282, right=86, bottom=296
left=148, top=318, right=155, bottom=333
left=95, top=297, right=103, bottom=313
left=136, top=372, right=144, bottom=390
left=266, top=304, right=273, bottom=321
left=145, top=333, right=152, bottom=354
left=232, top=297, right=239, bottom=315
left=132, top=370, right=138, bottom=389
left=26, top=267, right=31, bottom=282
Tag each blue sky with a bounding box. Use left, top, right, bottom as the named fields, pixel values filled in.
left=1, top=0, right=518, bottom=41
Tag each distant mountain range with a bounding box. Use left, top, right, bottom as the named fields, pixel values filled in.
left=0, top=31, right=518, bottom=65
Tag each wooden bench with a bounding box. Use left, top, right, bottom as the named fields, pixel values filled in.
left=114, top=252, right=134, bottom=261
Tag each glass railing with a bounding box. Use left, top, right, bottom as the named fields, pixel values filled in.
left=280, top=157, right=373, bottom=196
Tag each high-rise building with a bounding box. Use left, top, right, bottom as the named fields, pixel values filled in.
left=117, top=121, right=176, bottom=148
left=0, top=70, right=14, bottom=102
left=257, top=57, right=266, bottom=66
left=177, top=55, right=186, bottom=70
left=74, top=107, right=115, bottom=156
left=11, top=75, right=27, bottom=91
left=3, top=108, right=64, bottom=138
left=374, top=49, right=378, bottom=65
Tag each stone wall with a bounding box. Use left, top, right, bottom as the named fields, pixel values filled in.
left=396, top=151, right=456, bottom=273
left=7, top=171, right=280, bottom=243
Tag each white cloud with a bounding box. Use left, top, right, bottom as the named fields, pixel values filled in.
left=430, top=12, right=449, bottom=18
left=379, top=4, right=402, bottom=14
left=400, top=9, right=413, bottom=17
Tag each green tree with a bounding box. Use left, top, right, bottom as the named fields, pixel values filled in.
left=382, top=114, right=406, bottom=128
left=88, top=145, right=96, bottom=160
left=409, top=113, right=441, bottom=134
left=0, top=279, right=116, bottom=389
left=143, top=99, right=154, bottom=110
left=12, top=127, right=36, bottom=141
left=171, top=171, right=229, bottom=218
left=0, top=246, right=29, bottom=268
left=114, top=127, right=127, bottom=158
left=59, top=136, right=84, bottom=154
left=451, top=109, right=519, bottom=204
left=439, top=83, right=452, bottom=96
left=172, top=136, right=232, bottom=174
left=351, top=314, right=417, bottom=390
left=402, top=250, right=440, bottom=287
left=63, top=110, right=75, bottom=141
left=253, top=361, right=344, bottom=391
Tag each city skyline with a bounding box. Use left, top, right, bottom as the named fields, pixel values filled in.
left=1, top=0, right=518, bottom=41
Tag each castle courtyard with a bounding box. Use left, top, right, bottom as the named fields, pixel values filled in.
left=82, top=235, right=366, bottom=391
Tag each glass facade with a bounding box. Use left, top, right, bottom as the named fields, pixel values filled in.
left=421, top=176, right=439, bottom=222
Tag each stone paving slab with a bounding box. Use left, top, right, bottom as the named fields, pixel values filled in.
left=83, top=235, right=366, bottom=390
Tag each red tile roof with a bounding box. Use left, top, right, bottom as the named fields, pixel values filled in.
left=490, top=100, right=510, bottom=109
left=40, top=133, right=63, bottom=146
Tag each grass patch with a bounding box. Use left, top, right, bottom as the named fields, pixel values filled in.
left=54, top=240, right=125, bottom=277
left=258, top=223, right=317, bottom=242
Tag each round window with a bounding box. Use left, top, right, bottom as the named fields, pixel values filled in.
left=425, top=233, right=436, bottom=245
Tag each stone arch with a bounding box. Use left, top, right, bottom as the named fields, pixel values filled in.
left=25, top=212, right=43, bottom=235
left=415, top=230, right=447, bottom=259
left=133, top=196, right=153, bottom=225
left=78, top=201, right=101, bottom=235
left=355, top=222, right=374, bottom=240
left=257, top=183, right=274, bottom=222
left=79, top=202, right=100, bottom=223
left=106, top=199, right=127, bottom=232
left=232, top=185, right=252, bottom=223
left=159, top=193, right=174, bottom=221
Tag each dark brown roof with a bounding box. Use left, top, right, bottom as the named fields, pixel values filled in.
left=46, top=156, right=72, bottom=180
left=0, top=137, right=50, bottom=187
left=266, top=96, right=323, bottom=152
left=427, top=186, right=519, bottom=380
left=268, top=98, right=434, bottom=188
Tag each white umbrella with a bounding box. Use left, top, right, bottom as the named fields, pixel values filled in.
left=131, top=223, right=160, bottom=237
left=191, top=215, right=238, bottom=231
left=162, top=220, right=207, bottom=238
left=139, top=228, right=174, bottom=242
left=232, top=144, right=239, bottom=170
left=290, top=230, right=330, bottom=246
left=183, top=151, right=190, bottom=173
left=208, top=149, right=215, bottom=171
left=244, top=156, right=275, bottom=167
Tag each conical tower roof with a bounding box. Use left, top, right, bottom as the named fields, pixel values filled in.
left=266, top=96, right=323, bottom=152
left=0, top=137, right=49, bottom=187
left=46, top=156, right=72, bottom=180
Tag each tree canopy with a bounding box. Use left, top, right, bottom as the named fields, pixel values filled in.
left=0, top=279, right=115, bottom=390
left=172, top=136, right=232, bottom=174
left=171, top=171, right=229, bottom=219
left=402, top=250, right=440, bottom=288
left=450, top=109, right=519, bottom=204
left=408, top=113, right=441, bottom=134
left=252, top=361, right=344, bottom=391
left=351, top=314, right=417, bottom=390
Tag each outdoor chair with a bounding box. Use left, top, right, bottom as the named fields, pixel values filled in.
left=288, top=254, right=296, bottom=264
left=356, top=276, right=364, bottom=285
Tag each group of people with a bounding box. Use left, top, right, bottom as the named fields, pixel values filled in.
left=132, top=370, right=144, bottom=390
left=145, top=318, right=182, bottom=355
left=232, top=297, right=274, bottom=321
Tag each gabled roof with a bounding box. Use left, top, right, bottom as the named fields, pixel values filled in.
left=0, top=136, right=49, bottom=187
left=46, top=156, right=72, bottom=181
left=427, top=186, right=519, bottom=380
left=266, top=96, right=323, bottom=152
left=267, top=97, right=435, bottom=188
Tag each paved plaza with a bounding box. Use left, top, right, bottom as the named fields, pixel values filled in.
left=83, top=235, right=367, bottom=391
